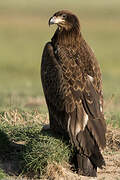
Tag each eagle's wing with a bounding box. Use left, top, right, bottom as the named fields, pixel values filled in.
left=41, top=42, right=75, bottom=115
left=41, top=42, right=106, bottom=158
left=56, top=45, right=106, bottom=151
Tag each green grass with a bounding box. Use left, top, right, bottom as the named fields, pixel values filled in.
left=0, top=110, right=72, bottom=178
left=0, top=169, right=6, bottom=180
left=0, top=0, right=120, bottom=178
left=23, top=129, right=71, bottom=177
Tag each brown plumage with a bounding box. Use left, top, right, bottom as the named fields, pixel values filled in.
left=41, top=10, right=106, bottom=177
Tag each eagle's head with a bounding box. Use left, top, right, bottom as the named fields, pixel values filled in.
left=49, top=10, right=80, bottom=32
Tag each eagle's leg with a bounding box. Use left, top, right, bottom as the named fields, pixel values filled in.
left=77, top=154, right=97, bottom=177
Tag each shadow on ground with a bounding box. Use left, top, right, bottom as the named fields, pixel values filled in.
left=0, top=130, right=25, bottom=176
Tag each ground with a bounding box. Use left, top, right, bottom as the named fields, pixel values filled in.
left=0, top=109, right=120, bottom=180
left=43, top=126, right=120, bottom=180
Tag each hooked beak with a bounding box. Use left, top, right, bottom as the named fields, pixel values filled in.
left=48, top=16, right=64, bottom=26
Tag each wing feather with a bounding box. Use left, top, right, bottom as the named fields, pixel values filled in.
left=41, top=42, right=75, bottom=112
left=41, top=41, right=106, bottom=150
left=54, top=43, right=106, bottom=149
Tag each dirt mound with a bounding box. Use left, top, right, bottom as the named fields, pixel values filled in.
left=0, top=126, right=120, bottom=180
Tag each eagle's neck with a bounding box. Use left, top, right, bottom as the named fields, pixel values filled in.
left=51, top=27, right=81, bottom=47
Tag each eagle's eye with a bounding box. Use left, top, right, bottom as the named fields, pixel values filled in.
left=62, top=14, right=67, bottom=18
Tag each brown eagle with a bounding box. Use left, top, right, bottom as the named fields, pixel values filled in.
left=41, top=10, right=106, bottom=177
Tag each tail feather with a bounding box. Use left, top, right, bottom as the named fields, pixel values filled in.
left=77, top=127, right=105, bottom=169
left=68, top=108, right=105, bottom=177
left=77, top=154, right=97, bottom=177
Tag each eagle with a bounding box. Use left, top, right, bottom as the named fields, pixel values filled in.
left=41, top=10, right=106, bottom=177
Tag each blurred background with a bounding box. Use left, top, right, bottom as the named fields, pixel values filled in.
left=0, top=0, right=120, bottom=116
